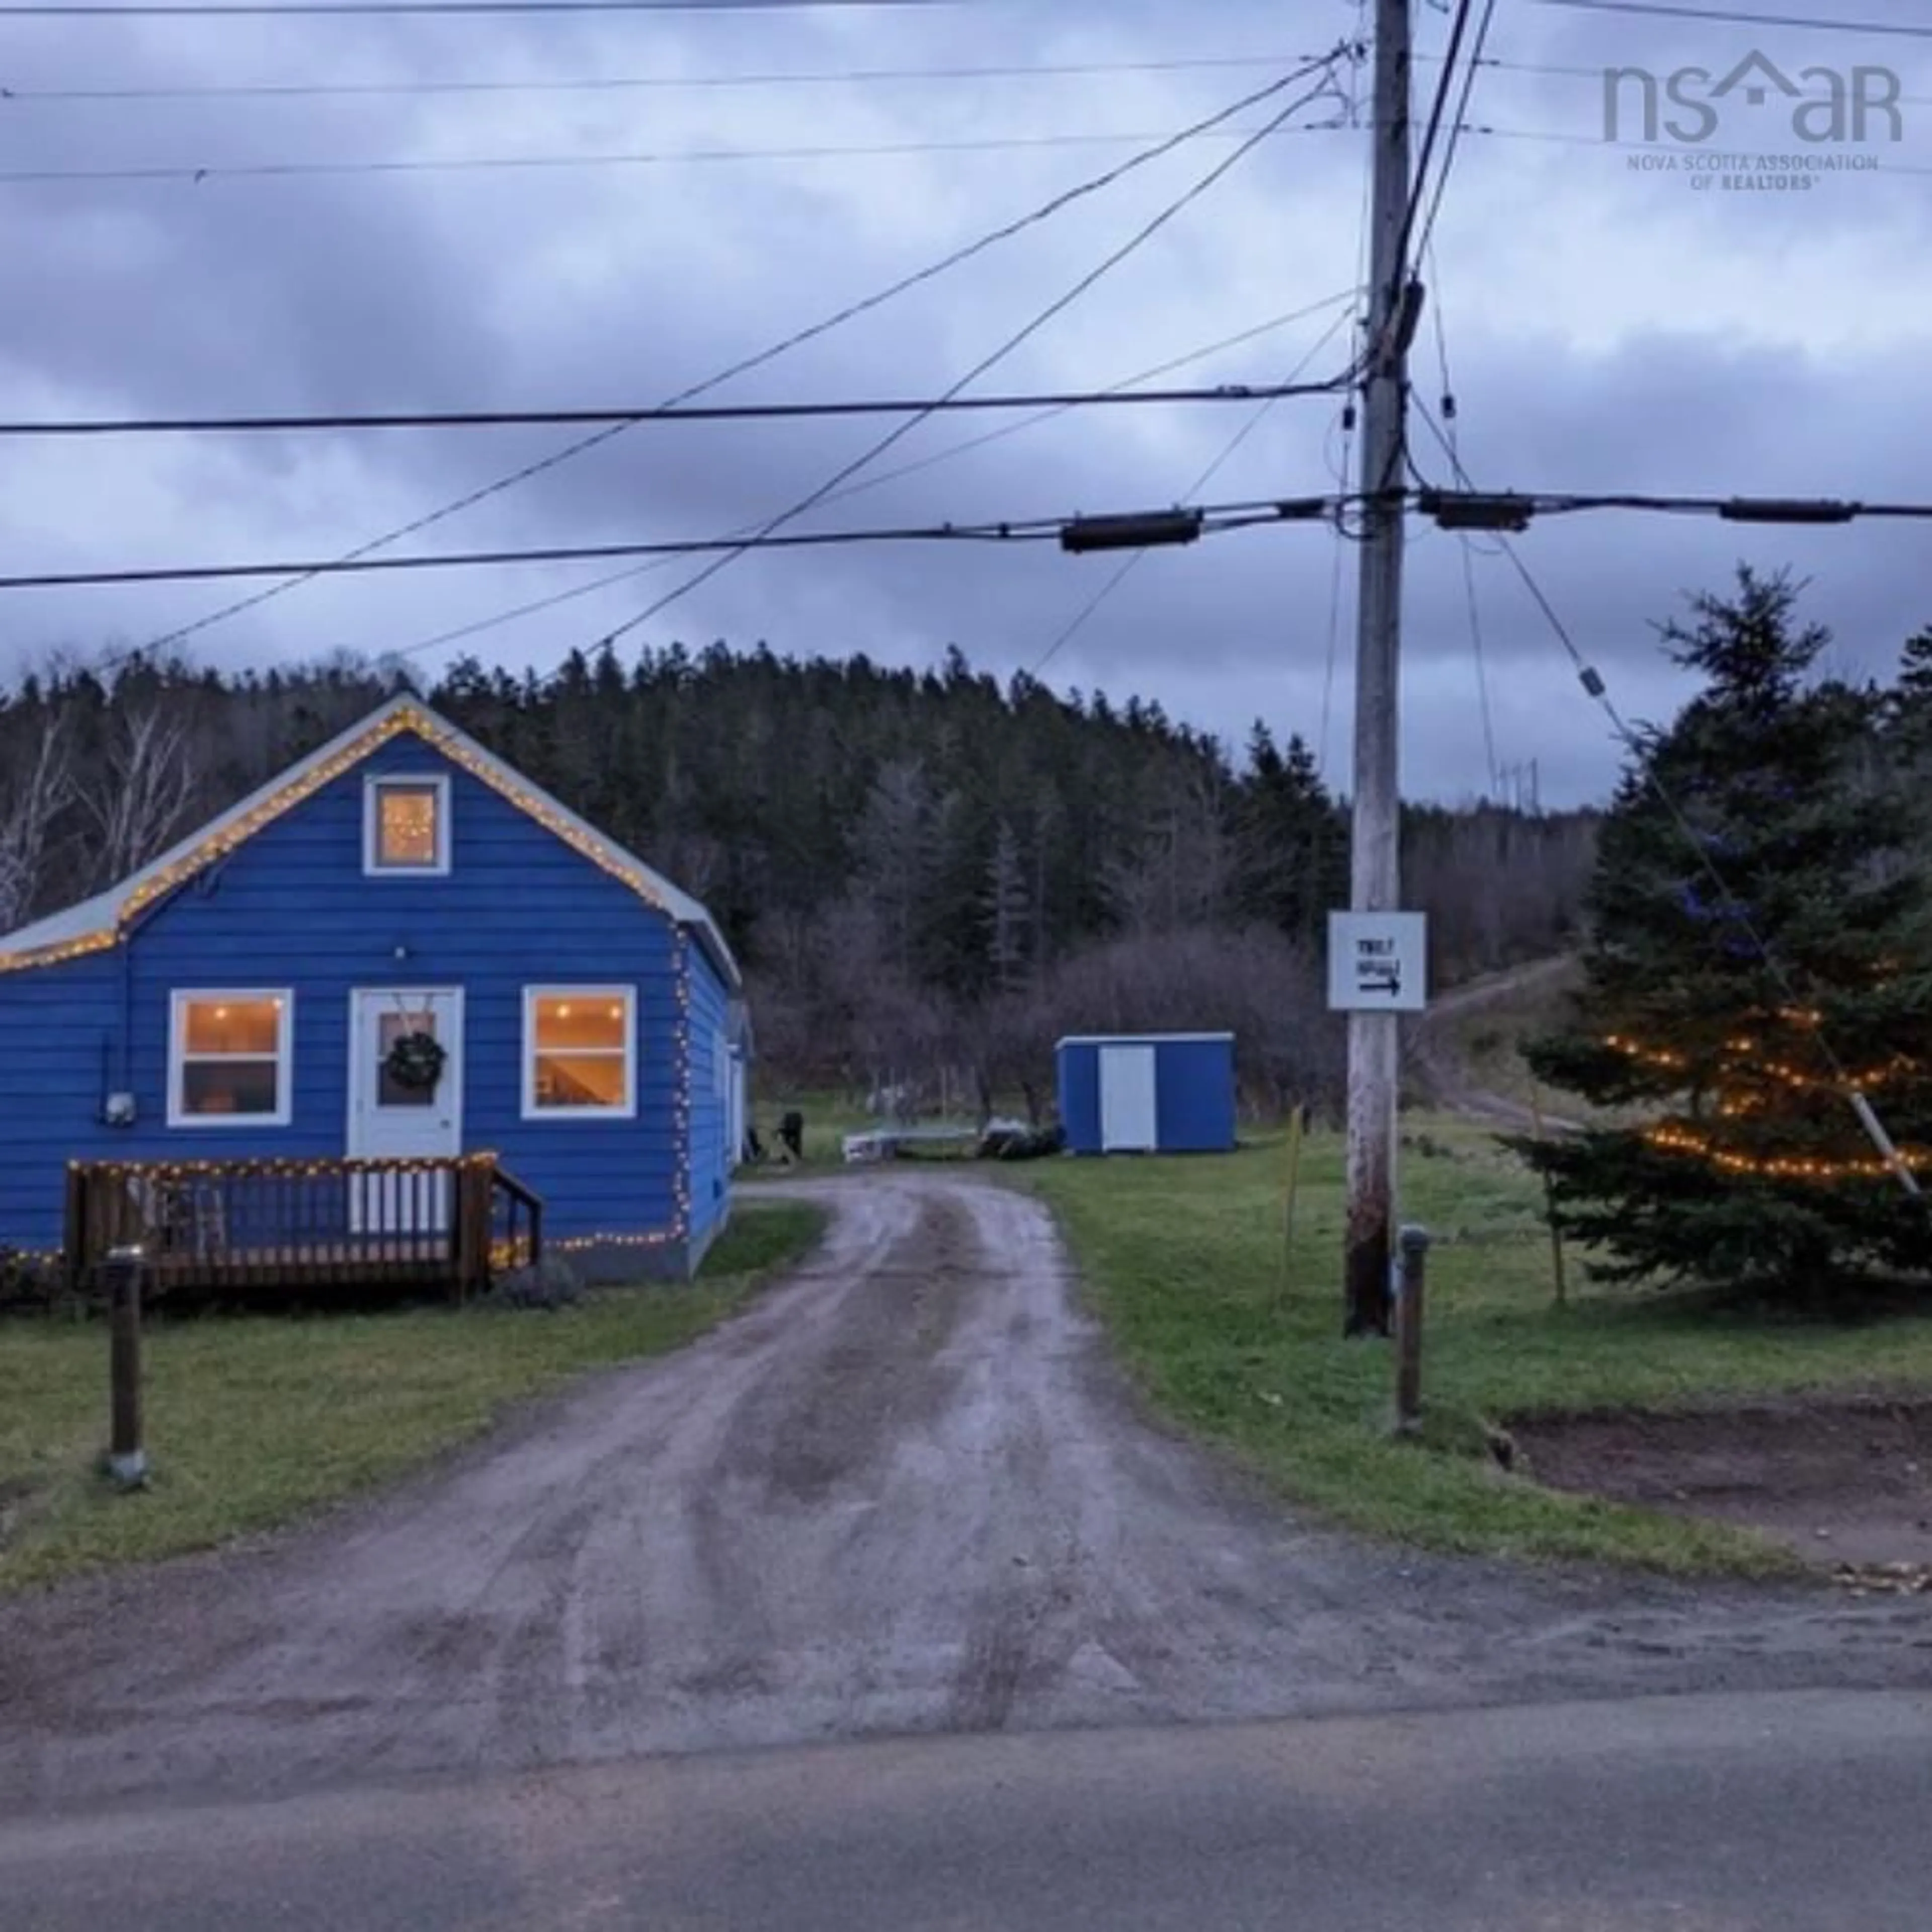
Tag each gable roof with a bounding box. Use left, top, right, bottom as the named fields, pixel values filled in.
left=0, top=694, right=741, bottom=990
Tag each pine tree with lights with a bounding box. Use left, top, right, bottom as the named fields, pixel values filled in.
left=1511, top=569, right=1932, bottom=1301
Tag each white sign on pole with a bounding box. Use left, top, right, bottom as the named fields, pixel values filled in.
left=1327, top=912, right=1428, bottom=1013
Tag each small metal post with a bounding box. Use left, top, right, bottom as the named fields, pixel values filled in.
left=106, top=1244, right=148, bottom=1489
left=1394, top=1224, right=1430, bottom=1436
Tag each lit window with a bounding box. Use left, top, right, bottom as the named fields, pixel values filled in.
left=523, top=987, right=635, bottom=1118
left=365, top=775, right=450, bottom=874
left=169, top=992, right=293, bottom=1126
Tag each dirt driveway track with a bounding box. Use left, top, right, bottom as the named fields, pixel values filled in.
left=3, top=1173, right=1929, bottom=1816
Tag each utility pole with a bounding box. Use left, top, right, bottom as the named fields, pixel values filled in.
left=1344, top=0, right=1414, bottom=1340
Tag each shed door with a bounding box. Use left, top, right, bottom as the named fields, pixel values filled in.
left=347, top=989, right=464, bottom=1232
left=1098, top=1044, right=1158, bottom=1153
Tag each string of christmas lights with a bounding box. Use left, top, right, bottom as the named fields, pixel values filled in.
left=69, top=1151, right=503, bottom=1178
left=0, top=702, right=685, bottom=976
left=1607, top=1023, right=1931, bottom=1183
left=1644, top=1123, right=1930, bottom=1182
left=1604, top=1032, right=1915, bottom=1094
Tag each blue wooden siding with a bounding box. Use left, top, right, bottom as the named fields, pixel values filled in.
left=1057, top=1040, right=1102, bottom=1154
left=1055, top=1035, right=1236, bottom=1155
left=0, top=730, right=716, bottom=1255
left=0, top=949, right=125, bottom=1250
left=1153, top=1037, right=1237, bottom=1152
left=684, top=938, right=732, bottom=1245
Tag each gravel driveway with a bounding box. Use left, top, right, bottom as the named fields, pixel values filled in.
left=3, top=1172, right=1929, bottom=1815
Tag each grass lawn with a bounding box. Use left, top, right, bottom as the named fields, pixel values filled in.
left=0, top=1200, right=825, bottom=1595
left=1024, top=1119, right=1932, bottom=1574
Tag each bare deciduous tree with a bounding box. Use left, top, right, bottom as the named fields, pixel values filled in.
left=79, top=707, right=197, bottom=890
left=0, top=721, right=73, bottom=932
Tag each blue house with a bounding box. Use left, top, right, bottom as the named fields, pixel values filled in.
left=0, top=695, right=746, bottom=1282
left=1056, top=1033, right=1237, bottom=1155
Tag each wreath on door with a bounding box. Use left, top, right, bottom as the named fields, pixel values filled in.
left=385, top=1028, right=447, bottom=1093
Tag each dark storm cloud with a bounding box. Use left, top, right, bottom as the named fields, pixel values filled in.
left=2, top=0, right=1928, bottom=808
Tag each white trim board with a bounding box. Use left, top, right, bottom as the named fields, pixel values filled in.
left=1056, top=1033, right=1234, bottom=1049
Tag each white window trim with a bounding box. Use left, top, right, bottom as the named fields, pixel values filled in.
left=522, top=985, right=638, bottom=1122
left=168, top=989, right=295, bottom=1129
left=363, top=772, right=452, bottom=877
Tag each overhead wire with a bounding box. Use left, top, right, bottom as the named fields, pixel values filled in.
left=0, top=378, right=1352, bottom=439
left=0, top=0, right=957, bottom=14
left=4, top=46, right=1716, bottom=110
left=1389, top=0, right=1476, bottom=311
left=0, top=121, right=1354, bottom=186
left=90, top=56, right=1353, bottom=673
left=0, top=53, right=1326, bottom=100
left=1409, top=0, right=1503, bottom=802
left=560, top=52, right=1360, bottom=670
left=1025, top=301, right=1359, bottom=684
left=1531, top=0, right=1932, bottom=43
left=1424, top=240, right=1500, bottom=800
left=1320, top=0, right=1376, bottom=780
left=1409, top=0, right=1496, bottom=270
left=379, top=292, right=1359, bottom=665
left=0, top=493, right=1342, bottom=592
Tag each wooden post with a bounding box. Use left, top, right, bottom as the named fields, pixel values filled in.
left=106, top=1244, right=147, bottom=1489
left=454, top=1160, right=489, bottom=1302
left=1276, top=1103, right=1307, bottom=1315
left=63, top=1162, right=87, bottom=1299
left=1343, top=0, right=1415, bottom=1342
left=1394, top=1224, right=1429, bottom=1436
left=1528, top=1081, right=1568, bottom=1307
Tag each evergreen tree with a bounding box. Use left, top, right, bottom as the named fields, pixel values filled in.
left=1513, top=569, right=1932, bottom=1300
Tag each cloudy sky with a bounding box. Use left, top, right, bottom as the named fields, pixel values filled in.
left=2, top=0, right=1928, bottom=807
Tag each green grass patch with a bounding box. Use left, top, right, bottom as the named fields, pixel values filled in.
left=1024, top=1122, right=1932, bottom=1574
left=0, top=1200, right=825, bottom=1595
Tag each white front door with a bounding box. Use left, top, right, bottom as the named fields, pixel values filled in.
left=1098, top=1044, right=1158, bottom=1153
left=348, top=989, right=464, bottom=1232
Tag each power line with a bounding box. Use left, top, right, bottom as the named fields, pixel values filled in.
left=1422, top=240, right=1500, bottom=800
left=0, top=378, right=1349, bottom=440
left=565, top=55, right=1357, bottom=667
left=1026, top=301, right=1358, bottom=683
left=1410, top=0, right=1496, bottom=269
left=0, top=51, right=1313, bottom=102
left=1427, top=489, right=1932, bottom=521
left=381, top=292, right=1359, bottom=664
left=105, top=59, right=1349, bottom=669
left=1533, top=0, right=1932, bottom=42
left=2, top=43, right=1559, bottom=109
left=1391, top=0, right=1476, bottom=305
left=0, top=0, right=952, bottom=14
left=0, top=495, right=1341, bottom=592
left=1320, top=0, right=1374, bottom=781
left=0, top=122, right=1348, bottom=186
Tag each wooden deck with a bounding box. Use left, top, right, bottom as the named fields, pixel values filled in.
left=65, top=1155, right=542, bottom=1299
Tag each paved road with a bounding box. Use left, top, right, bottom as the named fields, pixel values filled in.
left=6, top=1691, right=1930, bottom=1929
left=3, top=1175, right=1930, bottom=1820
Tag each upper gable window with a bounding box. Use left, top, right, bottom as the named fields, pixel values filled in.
left=364, top=774, right=450, bottom=875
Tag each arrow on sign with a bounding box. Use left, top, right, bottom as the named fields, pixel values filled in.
left=1359, top=965, right=1402, bottom=996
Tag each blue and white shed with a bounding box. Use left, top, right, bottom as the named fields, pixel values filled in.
left=1055, top=1033, right=1237, bottom=1155
left=0, top=696, right=745, bottom=1281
